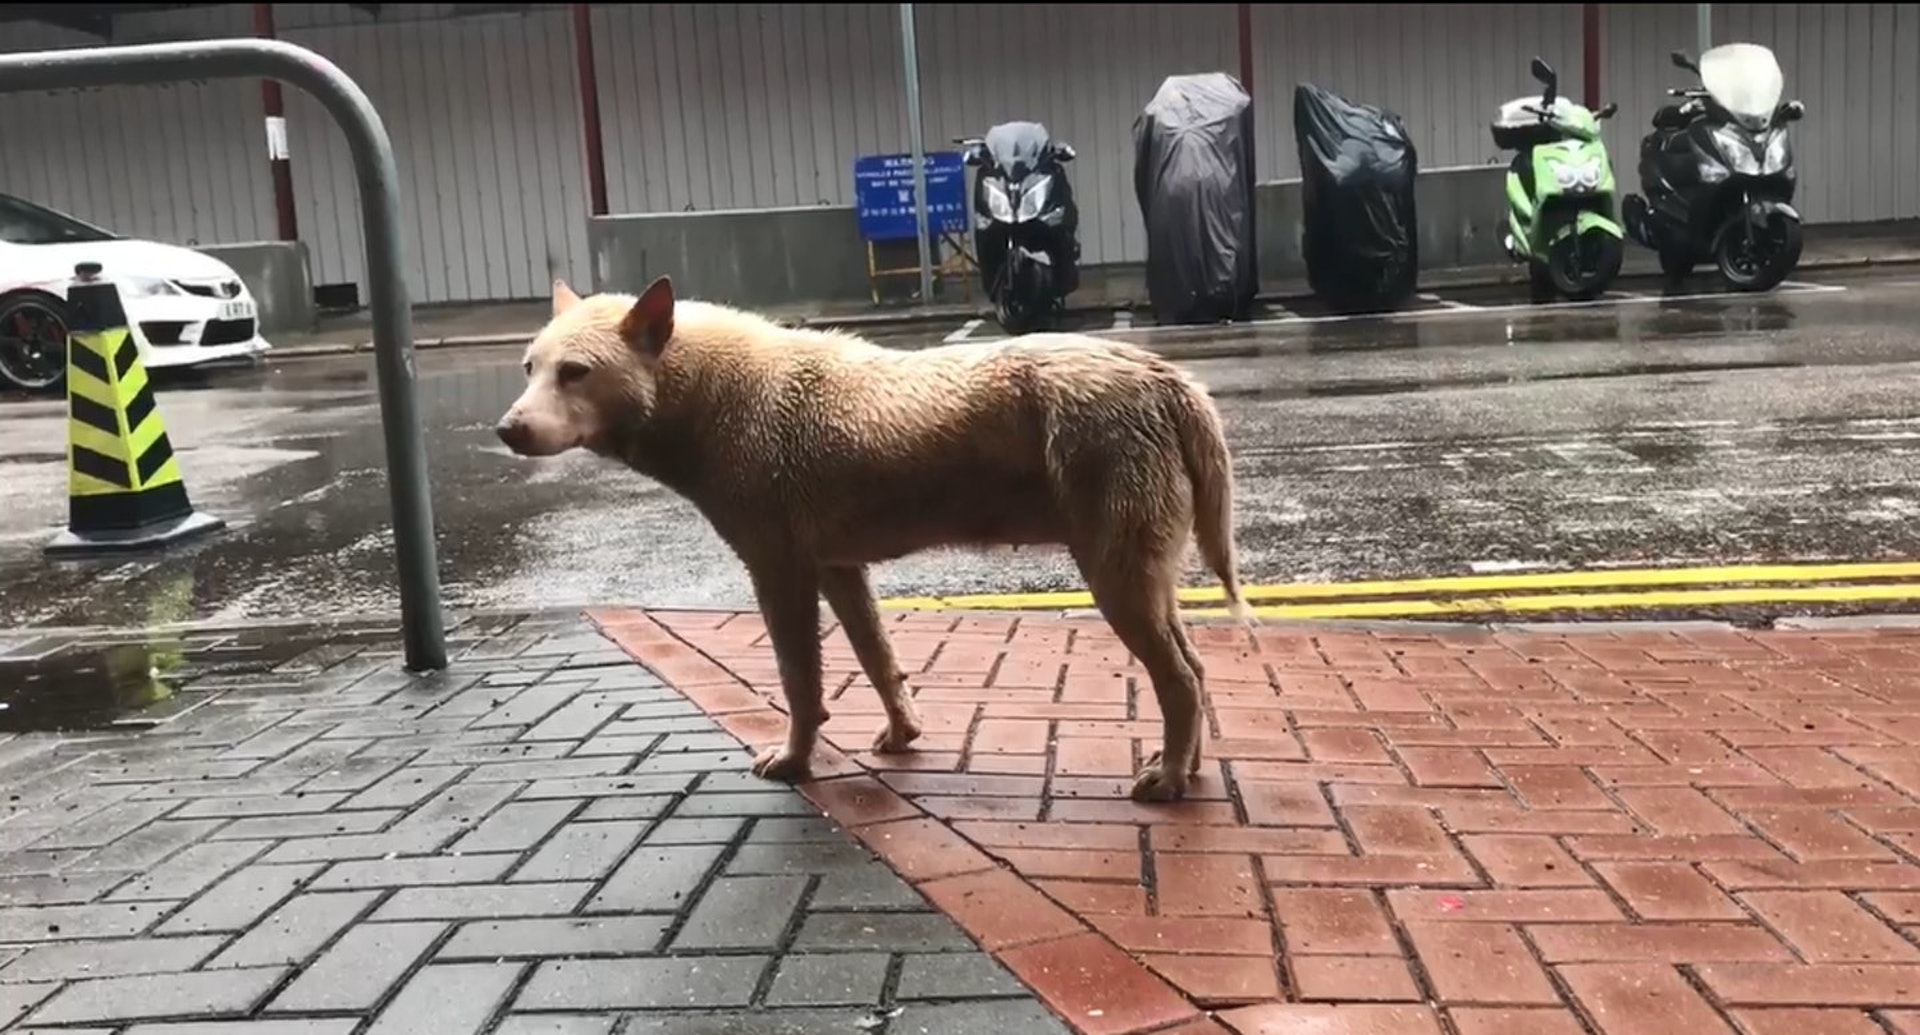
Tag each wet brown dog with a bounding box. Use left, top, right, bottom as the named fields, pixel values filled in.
left=497, top=276, right=1252, bottom=802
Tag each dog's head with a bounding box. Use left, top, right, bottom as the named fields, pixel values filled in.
left=495, top=275, right=676, bottom=458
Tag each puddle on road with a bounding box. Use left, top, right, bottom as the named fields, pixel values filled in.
left=0, top=640, right=187, bottom=733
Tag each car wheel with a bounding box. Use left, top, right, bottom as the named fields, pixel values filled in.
left=0, top=291, right=71, bottom=395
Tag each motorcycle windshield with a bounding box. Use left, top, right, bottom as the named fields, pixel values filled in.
left=984, top=121, right=1052, bottom=181
left=1698, top=43, right=1784, bottom=129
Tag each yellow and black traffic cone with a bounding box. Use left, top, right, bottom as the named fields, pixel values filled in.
left=43, top=262, right=226, bottom=557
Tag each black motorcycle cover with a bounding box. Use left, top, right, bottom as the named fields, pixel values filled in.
left=1133, top=72, right=1258, bottom=326
left=1293, top=82, right=1419, bottom=312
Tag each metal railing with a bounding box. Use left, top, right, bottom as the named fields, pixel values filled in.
left=0, top=39, right=448, bottom=671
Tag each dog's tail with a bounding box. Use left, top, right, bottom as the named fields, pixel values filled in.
left=1172, top=383, right=1256, bottom=629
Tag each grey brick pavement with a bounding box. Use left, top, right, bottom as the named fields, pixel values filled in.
left=0, top=612, right=1070, bottom=1034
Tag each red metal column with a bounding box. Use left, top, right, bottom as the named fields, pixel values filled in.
left=572, top=3, right=610, bottom=218
left=1582, top=2, right=1602, bottom=107
left=252, top=3, right=298, bottom=241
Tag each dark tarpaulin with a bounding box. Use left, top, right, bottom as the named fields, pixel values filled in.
left=1293, top=82, right=1420, bottom=313
left=1133, top=72, right=1258, bottom=326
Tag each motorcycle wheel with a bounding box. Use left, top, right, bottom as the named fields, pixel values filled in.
left=992, top=260, right=1052, bottom=336
left=1547, top=228, right=1624, bottom=303
left=1717, top=212, right=1803, bottom=293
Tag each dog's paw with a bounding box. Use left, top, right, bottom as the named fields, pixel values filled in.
left=1146, top=749, right=1205, bottom=778
left=751, top=745, right=811, bottom=783
left=871, top=717, right=923, bottom=755
left=1130, top=762, right=1190, bottom=803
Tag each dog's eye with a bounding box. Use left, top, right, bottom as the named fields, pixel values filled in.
left=522, top=360, right=533, bottom=377
left=556, top=361, right=591, bottom=384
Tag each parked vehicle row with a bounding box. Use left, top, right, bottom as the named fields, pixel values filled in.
left=950, top=40, right=1808, bottom=332
left=1495, top=41, right=1806, bottom=303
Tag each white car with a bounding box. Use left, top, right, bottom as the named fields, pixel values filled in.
left=0, top=192, right=271, bottom=393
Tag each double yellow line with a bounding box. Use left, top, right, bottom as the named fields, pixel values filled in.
left=877, top=561, right=1920, bottom=619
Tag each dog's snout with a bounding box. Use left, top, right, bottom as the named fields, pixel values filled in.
left=495, top=417, right=530, bottom=453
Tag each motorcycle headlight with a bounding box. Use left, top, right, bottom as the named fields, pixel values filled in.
left=1762, top=129, right=1791, bottom=175
left=119, top=276, right=182, bottom=298
left=1712, top=125, right=1762, bottom=176
left=1551, top=159, right=1603, bottom=192
left=983, top=179, right=1014, bottom=223
left=1015, top=174, right=1053, bottom=222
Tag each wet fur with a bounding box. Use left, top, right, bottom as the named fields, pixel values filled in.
left=498, top=277, right=1253, bottom=802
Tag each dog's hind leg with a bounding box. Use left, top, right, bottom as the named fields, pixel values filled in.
left=1163, top=614, right=1208, bottom=777
left=747, top=561, right=826, bottom=783
left=821, top=565, right=923, bottom=755
left=1076, top=550, right=1203, bottom=803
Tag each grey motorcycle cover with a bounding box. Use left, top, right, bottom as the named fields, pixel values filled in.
left=1133, top=72, right=1258, bottom=326
left=1293, top=82, right=1419, bottom=313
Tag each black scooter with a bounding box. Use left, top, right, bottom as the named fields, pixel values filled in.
left=1622, top=44, right=1807, bottom=292
left=954, top=121, right=1081, bottom=334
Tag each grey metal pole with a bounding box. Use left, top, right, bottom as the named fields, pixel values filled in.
left=898, top=3, right=935, bottom=305
left=0, top=38, right=449, bottom=672
left=1696, top=3, right=1712, bottom=54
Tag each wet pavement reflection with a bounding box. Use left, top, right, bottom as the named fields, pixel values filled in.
left=0, top=266, right=1917, bottom=633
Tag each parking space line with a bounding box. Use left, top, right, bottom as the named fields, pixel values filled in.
left=1111, top=309, right=1133, bottom=331
left=1778, top=280, right=1847, bottom=293
left=944, top=318, right=983, bottom=344
left=1086, top=278, right=1850, bottom=336
left=1416, top=292, right=1482, bottom=311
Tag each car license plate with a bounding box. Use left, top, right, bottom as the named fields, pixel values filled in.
left=217, top=299, right=255, bottom=322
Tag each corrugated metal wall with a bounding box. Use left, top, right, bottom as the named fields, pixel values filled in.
left=0, top=3, right=1914, bottom=306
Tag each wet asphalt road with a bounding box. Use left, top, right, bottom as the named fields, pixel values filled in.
left=3, top=265, right=1920, bottom=630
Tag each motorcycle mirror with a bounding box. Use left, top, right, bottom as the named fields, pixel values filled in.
left=1529, top=56, right=1555, bottom=87
left=1596, top=102, right=1618, bottom=120
left=1779, top=99, right=1806, bottom=122
left=1055, top=143, right=1077, bottom=162
left=1670, top=49, right=1698, bottom=73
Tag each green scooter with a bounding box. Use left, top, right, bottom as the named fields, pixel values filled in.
left=1491, top=56, right=1626, bottom=302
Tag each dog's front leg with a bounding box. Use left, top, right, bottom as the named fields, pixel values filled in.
left=821, top=566, right=923, bottom=755
left=746, top=562, right=826, bottom=783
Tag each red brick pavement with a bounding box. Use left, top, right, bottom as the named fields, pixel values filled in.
left=590, top=607, right=1920, bottom=1035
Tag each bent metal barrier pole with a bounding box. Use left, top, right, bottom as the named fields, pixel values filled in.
left=0, top=38, right=449, bottom=672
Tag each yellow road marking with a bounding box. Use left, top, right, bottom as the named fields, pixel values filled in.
left=878, top=560, right=1920, bottom=612
left=1182, top=582, right=1920, bottom=620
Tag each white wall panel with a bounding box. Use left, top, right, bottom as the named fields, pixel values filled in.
left=1247, top=4, right=1582, bottom=180
left=0, top=9, right=273, bottom=253
left=281, top=6, right=592, bottom=303
left=913, top=4, right=1238, bottom=265
left=0, top=3, right=1914, bottom=304
left=0, top=3, right=587, bottom=305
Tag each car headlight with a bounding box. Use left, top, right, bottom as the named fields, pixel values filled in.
left=1762, top=129, right=1790, bottom=175
left=1551, top=159, right=1603, bottom=191
left=1712, top=125, right=1762, bottom=176
left=1015, top=174, right=1053, bottom=222
left=119, top=276, right=182, bottom=298
left=983, top=179, right=1014, bottom=223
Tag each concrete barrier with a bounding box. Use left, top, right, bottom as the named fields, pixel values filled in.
left=198, top=241, right=318, bottom=337
left=586, top=163, right=1514, bottom=310
left=590, top=206, right=879, bottom=309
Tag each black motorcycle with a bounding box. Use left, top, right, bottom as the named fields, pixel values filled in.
left=954, top=121, right=1081, bottom=334
left=1622, top=43, right=1806, bottom=293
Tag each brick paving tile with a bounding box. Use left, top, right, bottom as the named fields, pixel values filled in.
left=0, top=612, right=1075, bottom=1035
left=594, top=608, right=1920, bottom=1033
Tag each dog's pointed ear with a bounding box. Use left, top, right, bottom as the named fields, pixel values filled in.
left=552, top=278, right=582, bottom=316
left=618, top=276, right=675, bottom=361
